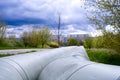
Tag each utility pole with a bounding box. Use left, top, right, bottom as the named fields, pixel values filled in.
left=58, top=13, right=61, bottom=45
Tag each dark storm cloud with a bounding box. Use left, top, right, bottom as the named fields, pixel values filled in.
left=0, top=0, right=100, bottom=37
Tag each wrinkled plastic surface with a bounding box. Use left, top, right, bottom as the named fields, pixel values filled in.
left=39, top=57, right=94, bottom=80
left=38, top=46, right=120, bottom=80
left=68, top=63, right=120, bottom=80
left=38, top=56, right=120, bottom=80
left=0, top=46, right=120, bottom=80
left=0, top=46, right=88, bottom=80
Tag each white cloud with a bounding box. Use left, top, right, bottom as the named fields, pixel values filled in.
left=2, top=0, right=103, bottom=37
left=6, top=24, right=103, bottom=38
left=106, top=25, right=115, bottom=32
left=2, top=0, right=86, bottom=21
left=64, top=25, right=88, bottom=34
left=52, top=24, right=88, bottom=36
left=6, top=25, right=34, bottom=38
left=87, top=25, right=103, bottom=37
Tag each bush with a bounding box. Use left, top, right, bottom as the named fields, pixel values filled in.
left=92, top=36, right=104, bottom=48
left=0, top=39, right=12, bottom=48
left=48, top=42, right=59, bottom=48
left=84, top=37, right=93, bottom=49
left=0, top=54, right=14, bottom=57
left=37, top=44, right=50, bottom=48
left=86, top=49, right=120, bottom=66
left=13, top=40, right=25, bottom=48
left=67, top=38, right=79, bottom=46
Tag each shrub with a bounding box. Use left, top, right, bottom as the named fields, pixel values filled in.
left=86, top=49, right=120, bottom=66
left=67, top=38, right=79, bottom=46
left=0, top=39, right=12, bottom=48
left=84, top=37, right=93, bottom=49
left=37, top=44, right=50, bottom=48
left=0, top=54, right=14, bottom=57
left=13, top=40, right=25, bottom=48
left=48, top=42, right=59, bottom=48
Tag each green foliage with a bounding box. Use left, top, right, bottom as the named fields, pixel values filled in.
left=92, top=36, right=104, bottom=48
left=0, top=54, right=14, bottom=58
left=79, top=40, right=84, bottom=45
left=0, top=20, right=6, bottom=39
left=21, top=32, right=30, bottom=47
left=13, top=40, right=25, bottom=48
left=67, top=38, right=79, bottom=46
left=84, top=37, right=93, bottom=49
left=37, top=44, right=50, bottom=48
left=29, top=29, right=39, bottom=47
left=88, top=32, right=120, bottom=54
left=8, top=35, right=25, bottom=48
left=21, top=29, right=39, bottom=47
left=86, top=49, right=120, bottom=66
left=38, top=27, right=52, bottom=48
left=84, top=0, right=120, bottom=54
left=102, top=32, right=120, bottom=53
left=0, top=50, right=37, bottom=57
left=18, top=50, right=37, bottom=54
left=21, top=27, right=52, bottom=48
left=0, top=39, right=12, bottom=48
left=85, top=0, right=120, bottom=30
left=0, top=19, right=8, bottom=48
left=48, top=42, right=59, bottom=48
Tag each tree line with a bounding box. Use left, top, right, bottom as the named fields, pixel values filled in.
left=84, top=0, right=120, bottom=54
left=0, top=24, right=57, bottom=48
left=21, top=27, right=52, bottom=48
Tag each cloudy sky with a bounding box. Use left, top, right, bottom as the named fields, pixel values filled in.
left=0, top=0, right=102, bottom=37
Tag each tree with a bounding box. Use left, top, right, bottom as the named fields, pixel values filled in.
left=38, top=27, right=52, bottom=48
left=8, top=35, right=24, bottom=48
left=84, top=37, right=93, bottom=49
left=21, top=27, right=52, bottom=48
left=21, top=31, right=30, bottom=47
left=21, top=28, right=39, bottom=47
left=29, top=29, right=38, bottom=47
left=84, top=0, right=120, bottom=53
left=85, top=0, right=120, bottom=30
left=92, top=36, right=104, bottom=48
left=0, top=19, right=6, bottom=39
left=0, top=18, right=7, bottom=47
left=67, top=38, right=79, bottom=46
left=102, top=32, right=120, bottom=53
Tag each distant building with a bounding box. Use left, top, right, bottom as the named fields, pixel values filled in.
left=52, top=33, right=89, bottom=44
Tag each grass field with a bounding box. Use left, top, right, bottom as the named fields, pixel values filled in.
left=0, top=54, right=14, bottom=57
left=86, top=49, right=120, bottom=66
left=0, top=50, right=36, bottom=58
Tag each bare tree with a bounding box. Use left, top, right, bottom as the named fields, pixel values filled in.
left=21, top=31, right=30, bottom=47
left=0, top=19, right=6, bottom=39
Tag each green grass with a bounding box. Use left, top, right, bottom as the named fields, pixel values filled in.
left=86, top=49, right=120, bottom=66
left=0, top=54, right=14, bottom=57
left=19, top=50, right=37, bottom=54
left=0, top=50, right=37, bottom=58
left=37, top=44, right=51, bottom=49
left=0, top=47, right=27, bottom=50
